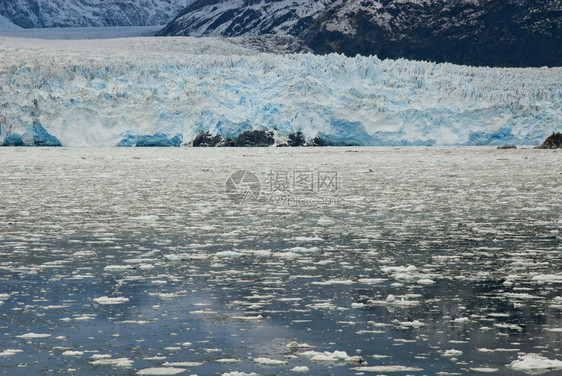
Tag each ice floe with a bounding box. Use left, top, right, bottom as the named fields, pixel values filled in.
left=16, top=333, right=51, bottom=339
left=93, top=296, right=130, bottom=305
left=352, top=365, right=423, bottom=372
left=253, top=357, right=288, bottom=366
left=0, top=349, right=23, bottom=357
left=508, top=353, right=562, bottom=373
left=90, top=357, right=134, bottom=367
left=137, top=367, right=186, bottom=375
left=300, top=350, right=364, bottom=364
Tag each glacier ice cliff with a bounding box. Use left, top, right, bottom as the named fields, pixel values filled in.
left=0, top=37, right=560, bottom=147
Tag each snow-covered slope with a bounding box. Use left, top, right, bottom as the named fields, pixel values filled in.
left=157, top=0, right=336, bottom=37
left=0, top=36, right=560, bottom=147
left=0, top=14, right=22, bottom=30
left=303, top=0, right=562, bottom=68
left=0, top=0, right=192, bottom=28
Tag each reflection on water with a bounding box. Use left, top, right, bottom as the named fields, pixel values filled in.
left=0, top=147, right=560, bottom=375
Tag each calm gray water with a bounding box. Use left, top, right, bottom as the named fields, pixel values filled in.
left=0, top=147, right=561, bottom=376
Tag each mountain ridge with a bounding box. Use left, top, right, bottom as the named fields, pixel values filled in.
left=157, top=0, right=336, bottom=37
left=0, top=0, right=193, bottom=28
left=302, top=0, right=562, bottom=67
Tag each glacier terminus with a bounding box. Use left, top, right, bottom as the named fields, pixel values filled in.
left=0, top=35, right=560, bottom=147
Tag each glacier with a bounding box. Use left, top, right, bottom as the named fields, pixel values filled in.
left=0, top=35, right=560, bottom=147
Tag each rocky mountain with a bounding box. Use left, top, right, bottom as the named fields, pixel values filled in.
left=302, top=0, right=562, bottom=67
left=157, top=0, right=336, bottom=37
left=0, top=0, right=193, bottom=28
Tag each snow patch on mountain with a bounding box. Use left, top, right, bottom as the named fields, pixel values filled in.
left=303, top=0, right=562, bottom=67
left=158, top=0, right=336, bottom=37
left=0, top=14, right=22, bottom=30
left=0, top=36, right=560, bottom=147
left=0, top=0, right=193, bottom=28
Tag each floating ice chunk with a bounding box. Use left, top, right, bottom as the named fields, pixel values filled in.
left=290, top=366, right=310, bottom=372
left=159, top=293, right=182, bottom=300
left=253, top=357, right=288, bottom=366
left=104, top=265, right=135, bottom=271
left=546, top=328, right=562, bottom=332
left=293, top=236, right=323, bottom=242
left=352, top=302, right=365, bottom=308
left=91, top=354, right=112, bottom=360
left=503, top=293, right=540, bottom=299
left=40, top=305, right=69, bottom=310
left=352, top=365, right=423, bottom=372
left=120, top=320, right=152, bottom=324
left=368, top=295, right=419, bottom=307
left=90, top=357, right=134, bottom=367
left=289, top=247, right=320, bottom=253
left=286, top=342, right=313, bottom=350
left=399, top=320, right=425, bottom=328
left=252, top=250, right=272, bottom=257
left=274, top=252, right=301, bottom=259
left=317, top=218, right=334, bottom=225
left=477, top=348, right=519, bottom=353
left=531, top=274, right=562, bottom=283
left=164, top=253, right=205, bottom=261
left=417, top=278, right=435, bottom=285
left=0, top=349, right=23, bottom=356
left=300, top=350, right=364, bottom=364
left=215, top=358, right=241, bottom=363
left=222, top=372, right=260, bottom=376
left=469, top=368, right=499, bottom=373
left=190, top=309, right=217, bottom=314
left=216, top=251, right=243, bottom=258
left=551, top=296, right=562, bottom=309
left=16, top=333, right=51, bottom=339
left=454, top=317, right=470, bottom=323
left=381, top=265, right=417, bottom=273
left=137, top=367, right=186, bottom=375
left=162, top=362, right=203, bottom=367
left=493, top=323, right=523, bottom=331
left=442, top=349, right=463, bottom=357
left=62, top=350, right=84, bottom=356
left=72, top=251, right=97, bottom=257
left=231, top=315, right=263, bottom=320
left=75, top=315, right=96, bottom=321
left=144, top=356, right=167, bottom=361
left=311, top=280, right=354, bottom=285
left=307, top=302, right=337, bottom=310
left=358, top=278, right=385, bottom=285
left=134, top=215, right=159, bottom=221
left=93, top=296, right=130, bottom=305
left=508, top=354, right=562, bottom=373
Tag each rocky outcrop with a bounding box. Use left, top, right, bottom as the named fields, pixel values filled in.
left=192, top=131, right=223, bottom=147
left=535, top=133, right=562, bottom=149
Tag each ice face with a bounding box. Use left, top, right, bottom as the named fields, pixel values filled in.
left=0, top=36, right=560, bottom=147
